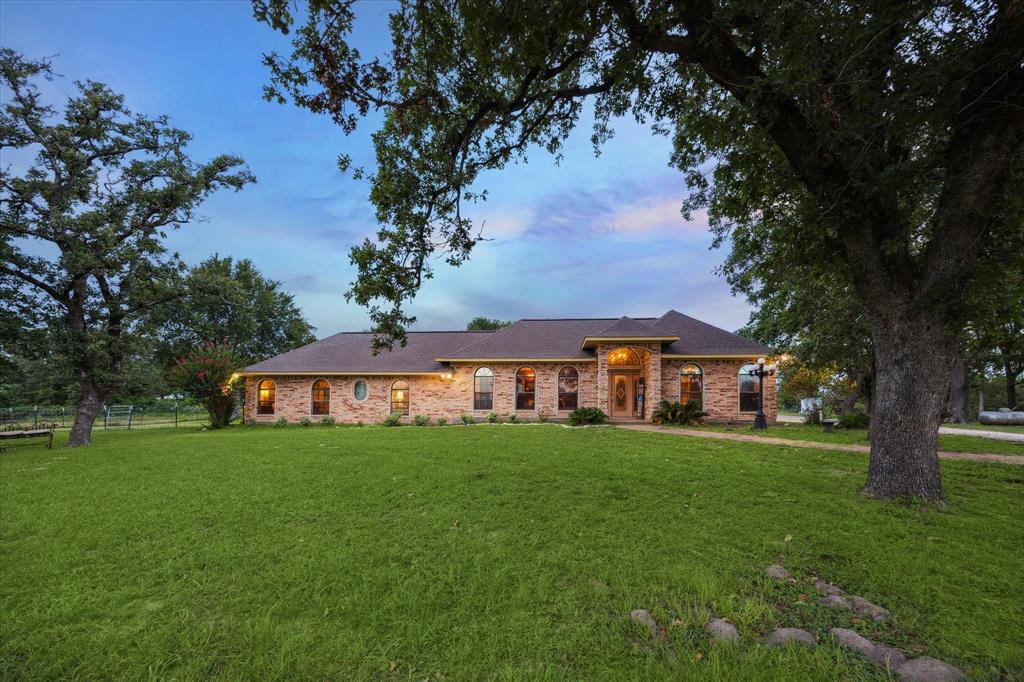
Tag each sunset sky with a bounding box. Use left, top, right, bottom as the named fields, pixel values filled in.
left=2, top=0, right=754, bottom=336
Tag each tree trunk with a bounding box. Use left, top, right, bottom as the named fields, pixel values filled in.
left=863, top=314, right=952, bottom=502
left=67, top=383, right=103, bottom=447
left=947, top=349, right=971, bottom=423
left=1004, top=351, right=1018, bottom=410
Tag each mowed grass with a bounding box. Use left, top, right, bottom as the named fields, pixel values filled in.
left=1, top=426, right=1022, bottom=680
left=701, top=423, right=1024, bottom=456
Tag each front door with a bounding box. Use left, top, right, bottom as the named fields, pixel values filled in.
left=609, top=371, right=635, bottom=419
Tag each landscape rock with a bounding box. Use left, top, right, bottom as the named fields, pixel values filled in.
left=897, top=657, right=965, bottom=682
left=705, top=618, right=740, bottom=643
left=814, top=579, right=844, bottom=596
left=819, top=595, right=852, bottom=610
left=830, top=627, right=875, bottom=657
left=870, top=644, right=907, bottom=670
left=629, top=609, right=658, bottom=638
left=850, top=596, right=891, bottom=622
left=765, top=564, right=791, bottom=580
left=766, top=627, right=816, bottom=648
left=832, top=628, right=908, bottom=671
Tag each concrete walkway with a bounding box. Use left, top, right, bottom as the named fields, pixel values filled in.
left=778, top=413, right=1024, bottom=442
left=618, top=424, right=1024, bottom=466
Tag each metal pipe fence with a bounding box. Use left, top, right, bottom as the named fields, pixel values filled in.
left=0, top=404, right=209, bottom=430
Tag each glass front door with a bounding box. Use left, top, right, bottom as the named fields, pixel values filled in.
left=609, top=371, right=635, bottom=418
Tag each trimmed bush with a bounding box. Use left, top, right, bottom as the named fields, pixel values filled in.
left=651, top=400, right=708, bottom=426
left=168, top=341, right=242, bottom=429
left=414, top=414, right=431, bottom=427
left=486, top=411, right=500, bottom=423
left=436, top=417, right=447, bottom=427
left=460, top=413, right=475, bottom=425
left=299, top=417, right=311, bottom=427
left=838, top=410, right=869, bottom=429
left=319, top=415, right=335, bottom=427
left=508, top=414, right=519, bottom=423
left=383, top=412, right=402, bottom=427
left=274, top=416, right=288, bottom=428
left=566, top=407, right=607, bottom=426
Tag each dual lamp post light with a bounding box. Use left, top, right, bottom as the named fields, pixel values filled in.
left=750, top=357, right=777, bottom=430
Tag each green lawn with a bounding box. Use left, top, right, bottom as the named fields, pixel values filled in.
left=2, top=426, right=1021, bottom=680
left=700, top=423, right=1024, bottom=456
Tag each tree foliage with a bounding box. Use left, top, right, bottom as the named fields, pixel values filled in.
left=151, top=254, right=315, bottom=366
left=465, top=316, right=512, bottom=331
left=0, top=50, right=254, bottom=445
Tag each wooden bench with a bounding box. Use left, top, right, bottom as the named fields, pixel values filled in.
left=0, top=423, right=55, bottom=451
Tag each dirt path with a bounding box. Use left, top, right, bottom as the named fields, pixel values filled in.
left=779, top=414, right=1024, bottom=442
left=618, top=424, right=1024, bottom=466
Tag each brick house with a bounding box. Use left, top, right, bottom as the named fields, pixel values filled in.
left=240, top=310, right=776, bottom=424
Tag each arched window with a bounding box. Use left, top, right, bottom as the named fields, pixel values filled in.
left=474, top=367, right=493, bottom=410
left=515, top=367, right=536, bottom=410
left=353, top=379, right=368, bottom=401
left=390, top=379, right=410, bottom=415
left=739, top=364, right=760, bottom=412
left=607, top=347, right=641, bottom=367
left=558, top=366, right=579, bottom=410
left=679, top=364, right=703, bottom=409
left=257, top=379, right=276, bottom=415
left=311, top=379, right=330, bottom=415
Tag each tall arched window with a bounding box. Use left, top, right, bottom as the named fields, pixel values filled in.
left=558, top=366, right=579, bottom=410
left=739, top=364, right=759, bottom=412
left=679, top=364, right=703, bottom=409
left=257, top=379, right=276, bottom=415
left=515, top=367, right=536, bottom=410
left=311, top=379, right=330, bottom=415
left=474, top=367, right=494, bottom=410
left=390, top=380, right=410, bottom=415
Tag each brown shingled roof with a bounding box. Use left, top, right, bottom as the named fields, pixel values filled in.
left=242, top=311, right=771, bottom=373
left=654, top=310, right=770, bottom=356
left=241, top=330, right=492, bottom=374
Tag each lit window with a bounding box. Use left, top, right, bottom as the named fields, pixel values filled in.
left=680, top=364, right=703, bottom=409
left=607, top=348, right=640, bottom=366
left=474, top=367, right=493, bottom=410
left=558, top=366, right=579, bottom=410
left=311, top=379, right=330, bottom=415
left=739, top=364, right=759, bottom=412
left=353, top=380, right=368, bottom=401
left=257, top=379, right=275, bottom=415
left=515, top=367, right=535, bottom=410
left=391, top=380, right=409, bottom=415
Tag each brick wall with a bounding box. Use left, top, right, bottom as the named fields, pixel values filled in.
left=244, top=361, right=598, bottom=424
left=661, top=358, right=776, bottom=423
left=244, top=355, right=773, bottom=424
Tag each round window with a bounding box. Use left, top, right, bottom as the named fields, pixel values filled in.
left=353, top=380, right=367, bottom=401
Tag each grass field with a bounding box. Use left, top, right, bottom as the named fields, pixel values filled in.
left=2, top=425, right=1022, bottom=680
left=700, top=422, right=1024, bottom=456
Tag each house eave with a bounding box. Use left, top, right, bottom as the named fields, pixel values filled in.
left=580, top=335, right=679, bottom=349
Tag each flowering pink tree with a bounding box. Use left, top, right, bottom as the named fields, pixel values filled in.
left=169, top=342, right=241, bottom=429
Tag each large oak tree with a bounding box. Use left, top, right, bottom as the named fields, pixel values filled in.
left=254, top=0, right=1024, bottom=501
left=0, top=51, right=254, bottom=446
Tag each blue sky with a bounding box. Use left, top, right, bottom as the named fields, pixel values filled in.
left=2, top=0, right=754, bottom=336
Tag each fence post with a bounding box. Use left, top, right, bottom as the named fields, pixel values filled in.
left=174, top=402, right=178, bottom=428
left=33, top=405, right=38, bottom=428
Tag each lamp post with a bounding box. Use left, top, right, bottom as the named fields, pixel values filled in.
left=750, top=357, right=777, bottom=430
